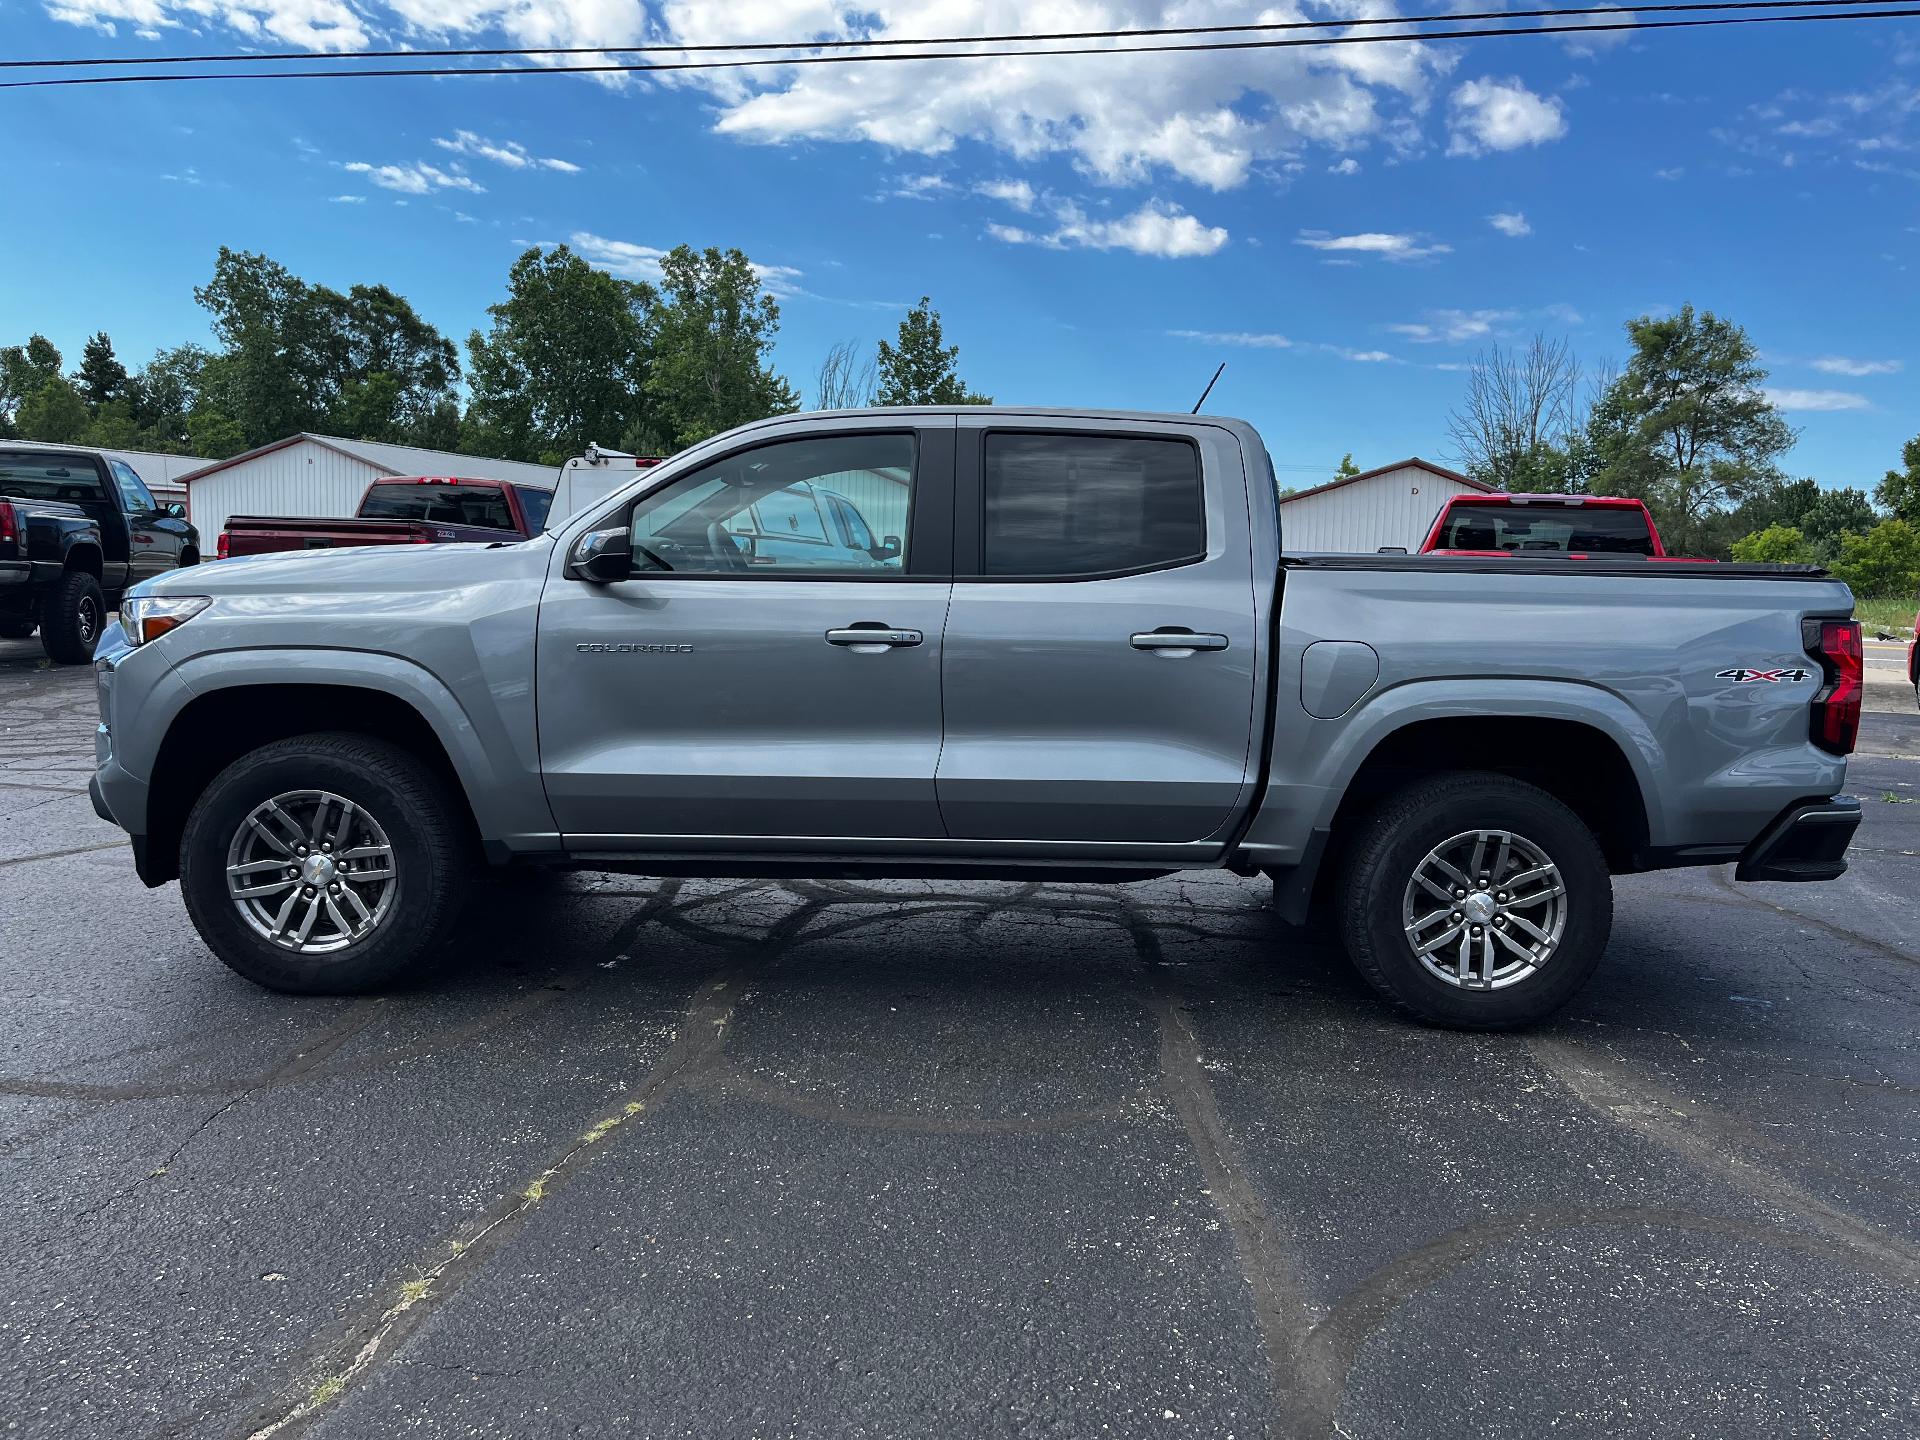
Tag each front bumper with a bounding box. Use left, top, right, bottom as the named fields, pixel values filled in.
left=1735, top=795, right=1862, bottom=882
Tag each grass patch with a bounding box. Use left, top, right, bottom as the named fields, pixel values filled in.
left=1856, top=593, right=1917, bottom=636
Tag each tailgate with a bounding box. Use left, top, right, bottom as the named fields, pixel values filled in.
left=223, top=517, right=435, bottom=556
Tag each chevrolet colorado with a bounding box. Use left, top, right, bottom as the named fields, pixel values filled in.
left=87, top=409, right=1864, bottom=1028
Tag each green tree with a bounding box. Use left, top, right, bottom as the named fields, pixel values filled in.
left=75, top=331, right=127, bottom=406
left=466, top=245, right=655, bottom=464
left=873, top=296, right=992, bottom=407
left=1830, top=519, right=1920, bottom=597
left=17, top=376, right=91, bottom=443
left=1334, top=453, right=1361, bottom=480
left=1, top=335, right=64, bottom=434
left=1877, top=434, right=1920, bottom=525
left=195, top=247, right=460, bottom=448
left=1798, top=486, right=1878, bottom=551
left=1576, top=305, right=1794, bottom=556
left=646, top=245, right=800, bottom=450
left=123, top=343, right=219, bottom=453
left=1729, top=524, right=1817, bottom=565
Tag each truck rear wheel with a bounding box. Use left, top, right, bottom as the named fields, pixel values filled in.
left=39, top=570, right=105, bottom=664
left=1336, top=772, right=1612, bottom=1030
left=179, top=733, right=473, bottom=994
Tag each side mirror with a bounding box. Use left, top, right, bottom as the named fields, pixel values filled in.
left=165, top=502, right=187, bottom=519
left=876, top=534, right=903, bottom=561
left=566, top=525, right=634, bottom=583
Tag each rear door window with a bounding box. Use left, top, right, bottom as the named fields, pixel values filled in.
left=981, top=433, right=1205, bottom=578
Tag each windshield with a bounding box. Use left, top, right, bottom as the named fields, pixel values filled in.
left=0, top=450, right=108, bottom=504
left=1439, top=504, right=1655, bottom=556
left=359, top=482, right=517, bottom=530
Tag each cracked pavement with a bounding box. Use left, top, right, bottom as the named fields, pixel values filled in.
left=1, top=642, right=1917, bottom=1439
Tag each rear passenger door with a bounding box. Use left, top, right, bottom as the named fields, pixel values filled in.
left=935, top=419, right=1260, bottom=845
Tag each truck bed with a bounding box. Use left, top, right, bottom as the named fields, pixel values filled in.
left=221, top=515, right=492, bottom=558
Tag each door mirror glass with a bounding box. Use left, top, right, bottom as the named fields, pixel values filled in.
left=877, top=534, right=903, bottom=561
left=567, top=525, right=634, bottom=584
left=166, top=502, right=187, bottom=519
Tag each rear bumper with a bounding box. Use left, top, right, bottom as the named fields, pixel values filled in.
left=0, top=560, right=27, bottom=587
left=1735, top=795, right=1861, bottom=882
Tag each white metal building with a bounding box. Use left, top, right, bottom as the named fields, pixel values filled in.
left=1278, top=458, right=1491, bottom=553
left=177, top=433, right=562, bottom=543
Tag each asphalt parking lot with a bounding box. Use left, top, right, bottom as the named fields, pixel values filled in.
left=2, top=638, right=1917, bottom=1440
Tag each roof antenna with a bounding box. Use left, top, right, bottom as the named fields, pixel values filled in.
left=1190, top=362, right=1225, bottom=415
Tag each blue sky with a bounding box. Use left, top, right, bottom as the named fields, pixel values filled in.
left=3, top=1, right=1916, bottom=489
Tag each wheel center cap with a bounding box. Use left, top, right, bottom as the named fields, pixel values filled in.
left=1462, top=891, right=1497, bottom=924
left=300, top=854, right=337, bottom=886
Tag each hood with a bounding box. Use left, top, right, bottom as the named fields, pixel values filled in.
left=131, top=535, right=557, bottom=601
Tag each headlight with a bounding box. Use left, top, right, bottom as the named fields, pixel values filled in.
left=123, top=595, right=211, bottom=645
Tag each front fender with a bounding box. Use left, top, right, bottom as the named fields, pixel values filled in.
left=160, top=648, right=559, bottom=853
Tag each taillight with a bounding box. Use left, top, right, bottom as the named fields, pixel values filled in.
left=1803, top=617, right=1863, bottom=756
left=216, top=531, right=229, bottom=560
left=0, top=501, right=16, bottom=547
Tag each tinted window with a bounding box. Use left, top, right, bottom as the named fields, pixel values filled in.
left=628, top=433, right=913, bottom=576
left=108, top=459, right=157, bottom=513
left=983, top=434, right=1204, bottom=577
left=360, top=482, right=516, bottom=530
left=514, top=485, right=554, bottom=532
left=0, top=450, right=108, bottom=503
left=1440, top=504, right=1654, bottom=556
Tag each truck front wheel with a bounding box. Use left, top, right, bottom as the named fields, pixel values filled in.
left=1337, top=772, right=1612, bottom=1030
left=39, top=570, right=105, bottom=664
left=179, top=733, right=472, bottom=994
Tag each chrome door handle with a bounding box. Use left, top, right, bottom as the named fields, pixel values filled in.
left=1131, top=629, right=1229, bottom=653
left=826, top=626, right=923, bottom=648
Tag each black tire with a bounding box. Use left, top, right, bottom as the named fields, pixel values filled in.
left=1336, top=772, right=1612, bottom=1030
left=0, top=617, right=35, bottom=639
left=38, top=570, right=105, bottom=664
left=179, top=733, right=474, bottom=994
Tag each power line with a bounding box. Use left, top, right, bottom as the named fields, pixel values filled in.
left=3, top=8, right=1915, bottom=88
left=0, top=0, right=1898, bottom=69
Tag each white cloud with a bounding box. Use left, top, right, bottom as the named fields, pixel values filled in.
left=1765, top=388, right=1871, bottom=412
left=1386, top=308, right=1518, bottom=343
left=1328, top=158, right=1361, bottom=176
left=975, top=178, right=1038, bottom=212
left=567, top=231, right=806, bottom=297
left=434, top=130, right=582, bottom=173
left=1561, top=5, right=1634, bottom=57
left=889, top=173, right=953, bottom=200
left=328, top=194, right=367, bottom=204
left=343, top=161, right=484, bottom=195
left=1169, top=330, right=1293, bottom=348
left=993, top=200, right=1229, bottom=258
left=1487, top=211, right=1531, bottom=237
left=1811, top=355, right=1902, bottom=377
left=1295, top=230, right=1450, bottom=262
left=47, top=0, right=373, bottom=48
left=1447, top=78, right=1568, bottom=156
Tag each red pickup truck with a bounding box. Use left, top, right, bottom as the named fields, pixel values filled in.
left=218, top=477, right=555, bottom=560
left=1419, top=493, right=1704, bottom=560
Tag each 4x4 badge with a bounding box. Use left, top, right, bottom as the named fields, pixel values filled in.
left=1716, top=667, right=1813, bottom=683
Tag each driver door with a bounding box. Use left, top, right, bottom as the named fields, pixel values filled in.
left=535, top=420, right=955, bottom=846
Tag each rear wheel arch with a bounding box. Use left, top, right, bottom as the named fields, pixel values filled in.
left=62, top=541, right=104, bottom=577
left=1324, top=712, right=1653, bottom=873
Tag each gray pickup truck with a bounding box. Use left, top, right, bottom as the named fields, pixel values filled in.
left=87, top=409, right=1865, bottom=1028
